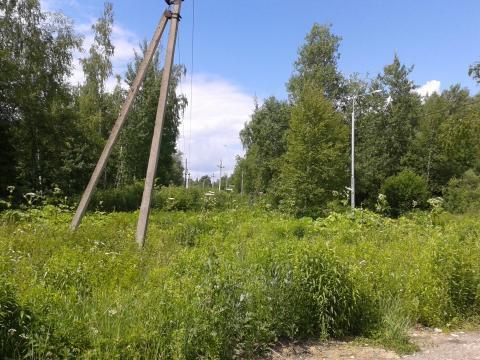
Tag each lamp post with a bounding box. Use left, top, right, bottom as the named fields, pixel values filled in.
left=351, top=90, right=381, bottom=210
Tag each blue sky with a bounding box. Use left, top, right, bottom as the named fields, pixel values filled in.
left=41, top=0, right=480, bottom=177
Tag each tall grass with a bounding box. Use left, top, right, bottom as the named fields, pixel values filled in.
left=89, top=184, right=246, bottom=212
left=0, top=207, right=479, bottom=358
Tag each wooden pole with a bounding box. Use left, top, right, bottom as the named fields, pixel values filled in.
left=70, top=11, right=171, bottom=231
left=136, top=0, right=182, bottom=247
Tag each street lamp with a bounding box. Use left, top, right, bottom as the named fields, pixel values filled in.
left=351, top=89, right=381, bottom=210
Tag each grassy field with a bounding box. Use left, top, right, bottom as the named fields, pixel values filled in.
left=1, top=205, right=480, bottom=359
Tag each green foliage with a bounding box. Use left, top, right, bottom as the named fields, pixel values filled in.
left=406, top=86, right=480, bottom=194
left=355, top=56, right=422, bottom=206
left=0, top=0, right=81, bottom=193
left=275, top=85, right=348, bottom=217
left=444, top=169, right=480, bottom=214
left=0, top=278, right=33, bottom=358
left=120, top=43, right=187, bottom=187
left=469, top=60, right=480, bottom=83
left=237, top=97, right=291, bottom=193
left=90, top=185, right=244, bottom=213
left=287, top=23, right=346, bottom=103
left=380, top=170, right=430, bottom=217
left=1, top=208, right=480, bottom=357
left=1, top=1, right=186, bottom=196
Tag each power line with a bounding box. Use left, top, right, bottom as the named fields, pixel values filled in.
left=188, top=0, right=195, bottom=168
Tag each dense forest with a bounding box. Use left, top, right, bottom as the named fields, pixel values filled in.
left=232, top=25, right=480, bottom=217
left=1, top=0, right=480, bottom=218
left=0, top=0, right=186, bottom=200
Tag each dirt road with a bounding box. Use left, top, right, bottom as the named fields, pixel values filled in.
left=269, top=329, right=480, bottom=360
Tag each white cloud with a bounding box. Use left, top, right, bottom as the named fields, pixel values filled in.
left=415, top=80, right=441, bottom=98
left=177, top=75, right=254, bottom=179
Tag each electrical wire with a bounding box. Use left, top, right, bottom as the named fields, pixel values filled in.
left=188, top=0, right=195, bottom=169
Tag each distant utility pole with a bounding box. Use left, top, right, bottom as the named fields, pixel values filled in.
left=184, top=158, right=189, bottom=189
left=241, top=170, right=244, bottom=196
left=211, top=173, right=216, bottom=189
left=350, top=89, right=381, bottom=210
left=217, top=160, right=225, bottom=191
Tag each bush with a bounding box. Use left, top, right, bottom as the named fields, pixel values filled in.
left=90, top=185, right=245, bottom=213
left=380, top=170, right=430, bottom=217
left=90, top=182, right=144, bottom=212
left=444, top=169, right=480, bottom=214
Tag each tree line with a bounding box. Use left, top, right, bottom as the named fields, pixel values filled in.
left=0, top=1, right=186, bottom=200
left=232, top=24, right=480, bottom=216
left=2, top=2, right=479, bottom=216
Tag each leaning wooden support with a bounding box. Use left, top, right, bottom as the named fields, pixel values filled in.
left=70, top=11, right=171, bottom=231
left=136, top=0, right=182, bottom=247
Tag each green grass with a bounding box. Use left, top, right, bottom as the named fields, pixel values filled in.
left=1, top=206, right=479, bottom=358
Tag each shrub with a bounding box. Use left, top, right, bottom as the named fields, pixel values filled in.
left=444, top=169, right=480, bottom=214
left=90, top=182, right=144, bottom=212
left=90, top=185, right=245, bottom=213
left=380, top=170, right=430, bottom=217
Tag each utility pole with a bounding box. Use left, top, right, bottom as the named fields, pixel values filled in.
left=241, top=170, right=244, bottom=196
left=184, top=158, right=188, bottom=189
left=136, top=0, right=183, bottom=246
left=351, top=98, right=356, bottom=210
left=70, top=9, right=172, bottom=231
left=211, top=173, right=216, bottom=189
left=217, top=160, right=225, bottom=191
left=350, top=89, right=381, bottom=210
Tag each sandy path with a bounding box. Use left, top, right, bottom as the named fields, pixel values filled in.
left=269, top=329, right=480, bottom=360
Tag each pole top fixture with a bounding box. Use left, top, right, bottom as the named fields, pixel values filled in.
left=164, top=0, right=183, bottom=4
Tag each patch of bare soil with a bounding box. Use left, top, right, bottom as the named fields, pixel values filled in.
left=268, top=329, right=480, bottom=360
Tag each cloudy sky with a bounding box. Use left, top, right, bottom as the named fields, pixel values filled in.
left=40, top=0, right=480, bottom=178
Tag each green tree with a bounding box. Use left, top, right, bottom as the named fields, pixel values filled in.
left=355, top=55, right=422, bottom=204
left=78, top=2, right=115, bottom=139
left=0, top=0, right=80, bottom=193
left=469, top=61, right=480, bottom=84
left=287, top=24, right=346, bottom=103
left=232, top=155, right=258, bottom=195
left=275, top=86, right=348, bottom=217
left=71, top=2, right=127, bottom=191
left=405, top=85, right=480, bottom=193
left=198, top=175, right=212, bottom=189
left=444, top=169, right=480, bottom=214
left=238, top=97, right=290, bottom=193
left=121, top=41, right=187, bottom=186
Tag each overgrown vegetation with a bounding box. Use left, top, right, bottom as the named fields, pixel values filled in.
left=1, top=206, right=479, bottom=358
left=2, top=1, right=480, bottom=358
